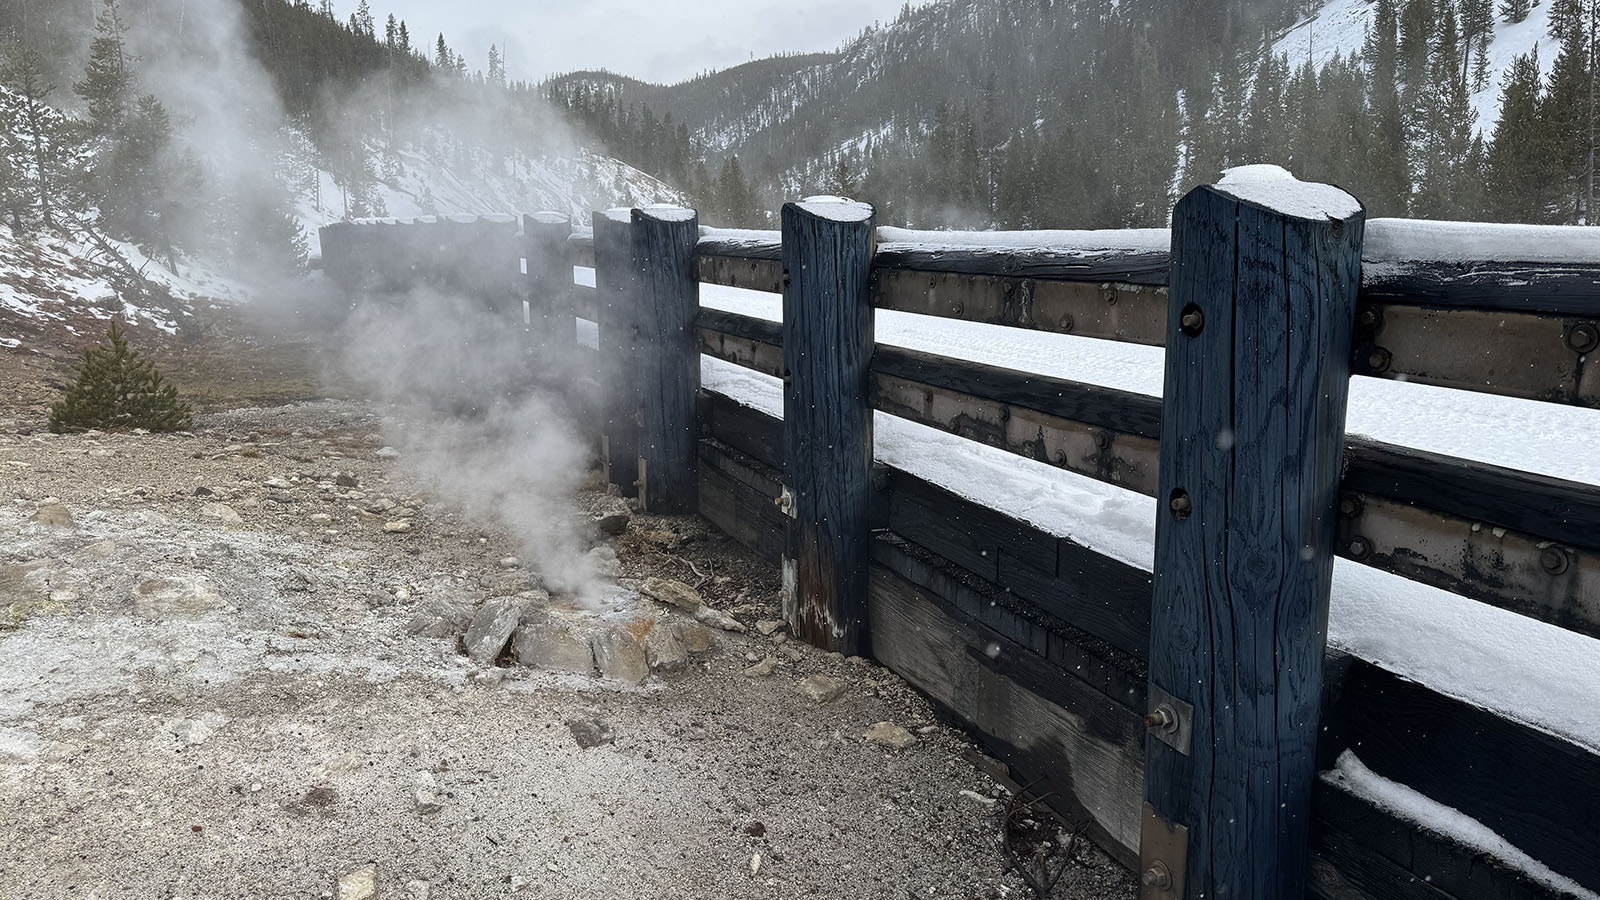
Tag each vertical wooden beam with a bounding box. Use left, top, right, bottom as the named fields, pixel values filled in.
left=523, top=212, right=573, bottom=358
left=593, top=209, right=641, bottom=496
left=1145, top=173, right=1364, bottom=900
left=631, top=206, right=701, bottom=514
left=780, top=197, right=876, bottom=655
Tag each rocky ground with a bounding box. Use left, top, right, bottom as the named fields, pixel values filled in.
left=0, top=304, right=1135, bottom=899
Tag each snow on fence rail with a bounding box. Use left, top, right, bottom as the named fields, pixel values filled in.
left=319, top=175, right=1600, bottom=900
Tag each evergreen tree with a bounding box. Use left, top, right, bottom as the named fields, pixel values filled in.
left=715, top=155, right=755, bottom=226
left=2, top=43, right=81, bottom=229
left=435, top=34, right=451, bottom=70
left=75, top=0, right=132, bottom=138
left=1543, top=4, right=1598, bottom=221
left=488, top=44, right=505, bottom=87
left=48, top=322, right=192, bottom=434
left=1365, top=0, right=1412, bottom=214
left=1416, top=5, right=1478, bottom=216
left=1501, top=0, right=1533, bottom=23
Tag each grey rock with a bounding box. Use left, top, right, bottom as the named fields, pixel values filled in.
left=405, top=599, right=472, bottom=638
left=693, top=605, right=747, bottom=633
left=512, top=620, right=595, bottom=675
left=30, top=502, right=74, bottom=528
left=200, top=502, right=243, bottom=526
left=585, top=546, right=622, bottom=579
left=674, top=621, right=718, bottom=655
left=864, top=722, right=918, bottom=750
left=639, top=576, right=702, bottom=612
left=798, top=674, right=849, bottom=704
left=375, top=446, right=401, bottom=459
left=463, top=597, right=523, bottom=664
left=133, top=576, right=221, bottom=618
left=383, top=520, right=413, bottom=534
left=743, top=657, right=778, bottom=678
left=643, top=622, right=690, bottom=673
left=336, top=866, right=378, bottom=900
left=566, top=718, right=614, bottom=749
left=593, top=497, right=631, bottom=536
left=335, top=474, right=359, bottom=488
left=591, top=626, right=649, bottom=684
left=754, top=619, right=786, bottom=636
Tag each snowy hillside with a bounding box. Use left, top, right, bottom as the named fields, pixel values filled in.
left=287, top=133, right=688, bottom=258
left=1273, top=0, right=1557, bottom=134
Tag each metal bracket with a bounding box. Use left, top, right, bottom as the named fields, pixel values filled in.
left=1146, top=682, right=1193, bottom=756
left=776, top=486, right=797, bottom=519
left=1139, top=803, right=1188, bottom=900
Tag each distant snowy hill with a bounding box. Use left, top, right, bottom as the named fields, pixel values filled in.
left=1273, top=0, right=1557, bottom=134
left=286, top=132, right=688, bottom=258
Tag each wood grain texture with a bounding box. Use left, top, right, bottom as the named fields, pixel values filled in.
left=632, top=207, right=701, bottom=514
left=1149, top=184, right=1364, bottom=900
left=1311, top=777, right=1581, bottom=900
left=872, top=244, right=1171, bottom=286
left=698, top=439, right=787, bottom=562
left=697, top=390, right=784, bottom=470
left=695, top=254, right=785, bottom=293
left=885, top=472, right=1155, bottom=661
left=781, top=200, right=876, bottom=654
left=871, top=268, right=1169, bottom=345
left=867, top=557, right=1147, bottom=866
left=592, top=211, right=641, bottom=496
left=1361, top=264, right=1600, bottom=317
left=696, top=232, right=783, bottom=260
left=1320, top=658, right=1600, bottom=895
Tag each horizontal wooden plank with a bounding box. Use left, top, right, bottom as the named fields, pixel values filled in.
left=871, top=268, right=1169, bottom=345
left=867, top=558, right=1146, bottom=867
left=694, top=309, right=784, bottom=378
left=698, top=440, right=786, bottom=563
left=1320, top=656, right=1600, bottom=894
left=873, top=244, right=1171, bottom=287
left=571, top=283, right=598, bottom=321
left=696, top=230, right=782, bottom=260
left=1361, top=265, right=1600, bottom=318
left=1311, top=778, right=1577, bottom=900
left=1353, top=304, right=1599, bottom=408
left=1338, top=493, right=1600, bottom=641
left=871, top=347, right=1161, bottom=495
left=695, top=254, right=785, bottom=293
left=883, top=475, right=1152, bottom=676
left=568, top=233, right=595, bottom=269
left=696, top=389, right=783, bottom=471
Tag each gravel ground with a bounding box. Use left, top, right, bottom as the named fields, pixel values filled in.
left=0, top=397, right=1136, bottom=900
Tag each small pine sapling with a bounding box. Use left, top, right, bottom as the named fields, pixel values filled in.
left=48, top=321, right=192, bottom=433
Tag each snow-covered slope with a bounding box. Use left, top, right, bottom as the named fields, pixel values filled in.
left=1273, top=0, right=1558, bottom=134
left=287, top=132, right=687, bottom=258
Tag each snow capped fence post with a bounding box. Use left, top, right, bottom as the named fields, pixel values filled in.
left=1144, top=167, right=1364, bottom=900
left=780, top=197, right=876, bottom=655
left=593, top=208, right=642, bottom=498
left=631, top=206, right=701, bottom=514
left=523, top=212, right=572, bottom=357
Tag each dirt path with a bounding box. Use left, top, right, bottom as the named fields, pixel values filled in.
left=0, top=394, right=1135, bottom=899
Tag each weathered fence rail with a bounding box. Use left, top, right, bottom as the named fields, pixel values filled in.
left=321, top=176, right=1600, bottom=900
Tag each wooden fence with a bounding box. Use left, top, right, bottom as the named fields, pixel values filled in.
left=320, top=176, right=1600, bottom=900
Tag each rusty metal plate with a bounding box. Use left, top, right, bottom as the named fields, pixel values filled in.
left=1147, top=682, right=1194, bottom=756
left=1140, top=802, right=1188, bottom=900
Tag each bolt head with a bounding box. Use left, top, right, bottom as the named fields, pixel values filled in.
left=1367, top=348, right=1393, bottom=374
left=1169, top=492, right=1193, bottom=520
left=1567, top=323, right=1600, bottom=355
left=1348, top=537, right=1373, bottom=561
left=1541, top=546, right=1571, bottom=576
left=1142, top=862, right=1173, bottom=889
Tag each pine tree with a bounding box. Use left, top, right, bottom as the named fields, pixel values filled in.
left=75, top=0, right=132, bottom=138
left=1543, top=4, right=1598, bottom=221
left=1487, top=50, right=1559, bottom=219
left=2, top=43, right=81, bottom=229
left=435, top=34, right=451, bottom=70
left=49, top=322, right=192, bottom=434
left=1416, top=5, right=1478, bottom=217
left=1366, top=0, right=1412, bottom=214
left=1501, top=0, right=1533, bottom=23
left=487, top=45, right=505, bottom=87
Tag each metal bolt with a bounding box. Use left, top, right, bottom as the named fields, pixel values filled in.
left=953, top=302, right=965, bottom=316
left=1348, top=536, right=1373, bottom=562
left=1567, top=323, right=1600, bottom=355
left=1141, top=861, right=1173, bottom=889
left=998, top=406, right=1011, bottom=422
left=1169, top=492, right=1193, bottom=520
left=1366, top=347, right=1393, bottom=374
left=1179, top=306, right=1205, bottom=337
left=1144, top=704, right=1180, bottom=734
left=1338, top=494, right=1364, bottom=519
left=1097, top=432, right=1113, bottom=450
left=1541, top=545, right=1571, bottom=576
left=1059, top=314, right=1075, bottom=333
left=1356, top=306, right=1384, bottom=333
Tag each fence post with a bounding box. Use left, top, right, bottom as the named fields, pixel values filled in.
left=523, top=212, right=572, bottom=361
left=592, top=209, right=640, bottom=496
left=780, top=197, right=875, bottom=655
left=1144, top=171, right=1364, bottom=900
left=631, top=206, right=701, bottom=514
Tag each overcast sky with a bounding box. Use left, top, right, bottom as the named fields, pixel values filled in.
left=349, top=1, right=924, bottom=85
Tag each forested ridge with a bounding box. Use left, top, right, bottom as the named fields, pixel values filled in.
left=547, top=0, right=1600, bottom=229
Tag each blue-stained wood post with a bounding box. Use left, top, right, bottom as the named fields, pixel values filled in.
left=523, top=212, right=573, bottom=359
left=593, top=209, right=641, bottom=497
left=780, top=197, right=875, bottom=655
left=631, top=206, right=701, bottom=514
left=1145, top=171, right=1364, bottom=900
